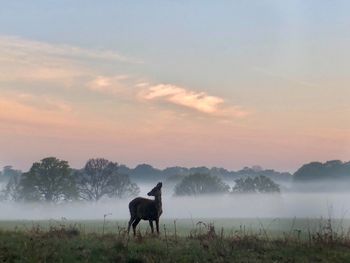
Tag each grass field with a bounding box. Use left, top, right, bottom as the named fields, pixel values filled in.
left=1, top=218, right=350, bottom=262
left=1, top=217, right=350, bottom=237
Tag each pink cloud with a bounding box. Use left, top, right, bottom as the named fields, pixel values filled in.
left=0, top=95, right=75, bottom=130
left=87, top=75, right=129, bottom=95
left=140, top=84, right=249, bottom=118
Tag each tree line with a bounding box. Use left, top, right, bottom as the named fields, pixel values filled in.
left=117, top=164, right=292, bottom=182
left=2, top=158, right=347, bottom=202
left=174, top=173, right=280, bottom=195
left=0, top=157, right=282, bottom=202
left=1, top=157, right=139, bottom=202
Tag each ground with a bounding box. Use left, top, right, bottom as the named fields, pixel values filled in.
left=0, top=218, right=350, bottom=262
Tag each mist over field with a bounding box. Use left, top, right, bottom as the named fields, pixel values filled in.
left=1, top=159, right=350, bottom=222
left=0, top=181, right=349, bottom=221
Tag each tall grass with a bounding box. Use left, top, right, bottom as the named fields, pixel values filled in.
left=1, top=216, right=350, bottom=262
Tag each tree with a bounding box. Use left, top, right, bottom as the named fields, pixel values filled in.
left=233, top=167, right=292, bottom=183
left=2, top=172, right=22, bottom=201
left=75, top=158, right=139, bottom=201
left=19, top=157, right=77, bottom=202
left=232, top=175, right=280, bottom=193
left=130, top=164, right=162, bottom=182
left=174, top=173, right=230, bottom=196
left=0, top=166, right=22, bottom=183
left=294, top=160, right=350, bottom=181
left=0, top=166, right=22, bottom=201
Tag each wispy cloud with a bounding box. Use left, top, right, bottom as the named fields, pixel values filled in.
left=0, top=35, right=142, bottom=88
left=0, top=35, right=141, bottom=64
left=12, top=92, right=72, bottom=112
left=139, top=84, right=249, bottom=118
left=0, top=37, right=87, bottom=86
left=0, top=93, right=75, bottom=130
left=87, top=75, right=130, bottom=95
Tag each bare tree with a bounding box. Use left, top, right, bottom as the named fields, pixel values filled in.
left=75, top=158, right=139, bottom=201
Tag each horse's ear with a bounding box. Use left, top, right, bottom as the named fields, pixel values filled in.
left=157, top=182, right=163, bottom=188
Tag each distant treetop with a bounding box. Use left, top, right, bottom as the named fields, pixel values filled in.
left=174, top=173, right=230, bottom=196
left=294, top=160, right=350, bottom=181
left=232, top=175, right=280, bottom=194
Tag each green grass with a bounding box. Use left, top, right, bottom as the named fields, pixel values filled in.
left=1, top=217, right=350, bottom=237
left=1, top=218, right=350, bottom=262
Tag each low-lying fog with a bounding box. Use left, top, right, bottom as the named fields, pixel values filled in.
left=0, top=183, right=350, bottom=220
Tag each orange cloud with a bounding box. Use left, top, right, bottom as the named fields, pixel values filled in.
left=139, top=84, right=249, bottom=118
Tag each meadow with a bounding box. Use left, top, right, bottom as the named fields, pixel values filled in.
left=1, top=191, right=350, bottom=262
left=1, top=218, right=350, bottom=262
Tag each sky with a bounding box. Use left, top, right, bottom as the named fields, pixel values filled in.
left=0, top=0, right=349, bottom=172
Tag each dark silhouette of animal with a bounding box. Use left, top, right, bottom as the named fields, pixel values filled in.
left=127, top=182, right=163, bottom=236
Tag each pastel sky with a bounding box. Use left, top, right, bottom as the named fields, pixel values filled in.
left=1, top=0, right=349, bottom=172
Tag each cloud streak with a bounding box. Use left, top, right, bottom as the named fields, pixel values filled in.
left=13, top=93, right=72, bottom=112
left=0, top=35, right=142, bottom=88
left=139, top=84, right=249, bottom=118
left=0, top=94, right=75, bottom=131
left=0, top=37, right=88, bottom=87
left=87, top=75, right=130, bottom=95
left=0, top=35, right=141, bottom=64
